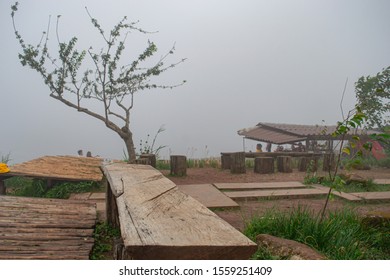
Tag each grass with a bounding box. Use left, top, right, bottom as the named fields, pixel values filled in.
left=156, top=157, right=221, bottom=170
left=6, top=177, right=101, bottom=199
left=244, top=206, right=390, bottom=260
left=90, top=222, right=120, bottom=260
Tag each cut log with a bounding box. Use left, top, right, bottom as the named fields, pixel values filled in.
left=0, top=178, right=6, bottom=195
left=230, top=152, right=246, bottom=174
left=101, top=163, right=257, bottom=260
left=139, top=154, right=157, bottom=168
left=277, top=156, right=292, bottom=173
left=322, top=153, right=335, bottom=171
left=221, top=153, right=232, bottom=169
left=0, top=195, right=96, bottom=260
left=254, top=157, right=274, bottom=174
left=298, top=157, right=318, bottom=172
left=170, top=155, right=187, bottom=176
left=135, top=158, right=149, bottom=165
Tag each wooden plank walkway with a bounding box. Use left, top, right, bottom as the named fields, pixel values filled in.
left=374, top=179, right=390, bottom=185
left=101, top=163, right=257, bottom=260
left=177, top=184, right=238, bottom=208
left=214, top=181, right=305, bottom=190
left=226, top=188, right=329, bottom=200
left=312, top=185, right=362, bottom=201
left=352, top=191, right=390, bottom=201
left=0, top=195, right=97, bottom=260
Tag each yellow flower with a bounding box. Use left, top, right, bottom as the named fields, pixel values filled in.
left=0, top=163, right=10, bottom=174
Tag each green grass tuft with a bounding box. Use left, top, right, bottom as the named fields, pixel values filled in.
left=244, top=206, right=390, bottom=260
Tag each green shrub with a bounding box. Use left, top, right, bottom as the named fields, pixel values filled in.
left=12, top=179, right=47, bottom=197
left=11, top=179, right=100, bottom=199
left=45, top=181, right=99, bottom=199
left=90, top=222, right=120, bottom=260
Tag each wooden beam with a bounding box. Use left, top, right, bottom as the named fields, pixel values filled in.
left=101, top=163, right=257, bottom=260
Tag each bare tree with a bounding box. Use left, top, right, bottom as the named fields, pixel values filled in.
left=11, top=3, right=186, bottom=161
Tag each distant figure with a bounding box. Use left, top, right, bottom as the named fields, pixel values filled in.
left=256, top=143, right=263, bottom=152
left=266, top=143, right=272, bottom=152
left=77, top=150, right=83, bottom=156
left=86, top=151, right=92, bottom=157
left=275, top=145, right=284, bottom=152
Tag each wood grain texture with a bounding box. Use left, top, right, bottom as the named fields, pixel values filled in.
left=1, top=156, right=103, bottom=181
left=0, top=196, right=97, bottom=260
left=102, top=163, right=257, bottom=260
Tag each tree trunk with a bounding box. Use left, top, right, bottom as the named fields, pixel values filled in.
left=230, top=152, right=246, bottom=174
left=170, top=155, right=187, bottom=176
left=254, top=157, right=274, bottom=174
left=121, top=131, right=136, bottom=163
left=277, top=156, right=292, bottom=173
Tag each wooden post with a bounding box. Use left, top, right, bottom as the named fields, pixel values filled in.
left=0, top=178, right=6, bottom=195
left=254, top=157, right=274, bottom=174
left=277, top=156, right=293, bottom=173
left=298, top=157, right=309, bottom=172
left=230, top=152, right=246, bottom=174
left=323, top=153, right=335, bottom=171
left=135, top=158, right=149, bottom=165
left=299, top=157, right=318, bottom=172
left=221, top=153, right=232, bottom=170
left=140, top=154, right=157, bottom=168
left=170, top=155, right=187, bottom=176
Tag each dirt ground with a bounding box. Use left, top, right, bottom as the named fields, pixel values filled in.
left=162, top=167, right=390, bottom=231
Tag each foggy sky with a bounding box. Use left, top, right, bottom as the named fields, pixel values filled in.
left=1, top=0, right=390, bottom=164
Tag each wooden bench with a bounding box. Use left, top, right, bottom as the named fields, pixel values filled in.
left=101, top=162, right=257, bottom=260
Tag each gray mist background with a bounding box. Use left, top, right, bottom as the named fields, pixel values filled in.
left=1, top=0, right=389, bottom=164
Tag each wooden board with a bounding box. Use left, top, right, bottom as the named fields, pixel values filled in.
left=312, top=185, right=362, bottom=201
left=226, top=188, right=329, bottom=200
left=214, top=181, right=306, bottom=190
left=373, top=179, right=390, bottom=185
left=177, top=184, right=239, bottom=208
left=351, top=191, right=390, bottom=201
left=0, top=196, right=97, bottom=260
left=101, top=163, right=257, bottom=260
left=2, top=156, right=103, bottom=181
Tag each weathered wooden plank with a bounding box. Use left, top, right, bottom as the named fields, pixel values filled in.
left=226, top=188, right=329, bottom=200
left=0, top=195, right=97, bottom=259
left=177, top=184, right=239, bottom=208
left=214, top=181, right=306, bottom=190
left=102, top=163, right=257, bottom=260
left=0, top=250, right=91, bottom=260
left=351, top=191, right=390, bottom=201
left=2, top=155, right=103, bottom=181
left=0, top=227, right=93, bottom=235
left=0, top=232, right=95, bottom=241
